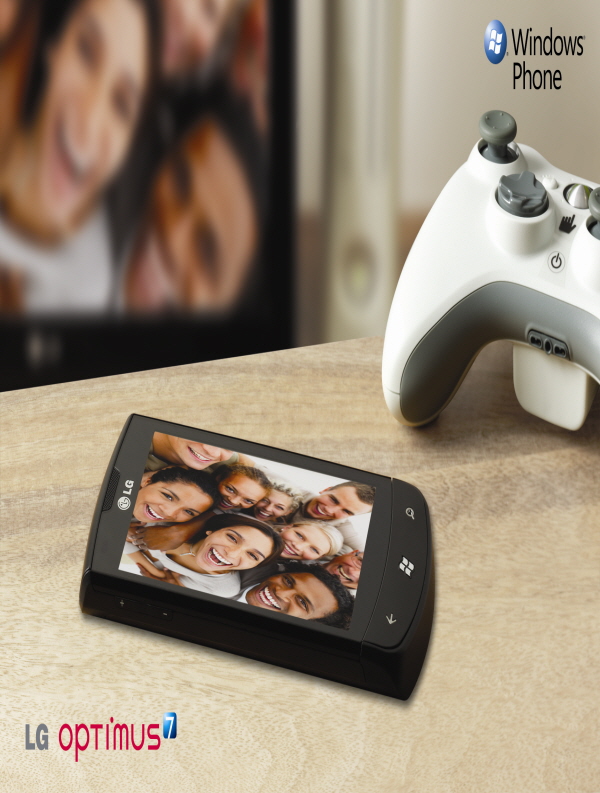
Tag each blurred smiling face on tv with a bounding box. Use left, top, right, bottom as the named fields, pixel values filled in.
left=160, top=0, right=235, bottom=78
left=4, top=0, right=151, bottom=240
left=124, top=119, right=257, bottom=313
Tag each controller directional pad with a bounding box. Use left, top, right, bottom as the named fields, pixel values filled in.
left=498, top=171, right=549, bottom=218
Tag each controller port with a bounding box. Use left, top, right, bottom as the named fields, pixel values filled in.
left=528, top=330, right=570, bottom=360
left=553, top=342, right=568, bottom=358
left=529, top=332, right=543, bottom=349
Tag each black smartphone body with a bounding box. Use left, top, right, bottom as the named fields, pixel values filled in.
left=80, top=414, right=434, bottom=700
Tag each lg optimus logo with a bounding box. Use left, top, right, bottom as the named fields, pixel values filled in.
left=25, top=713, right=177, bottom=762
left=484, top=20, right=507, bottom=64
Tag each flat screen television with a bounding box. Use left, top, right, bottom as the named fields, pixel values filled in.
left=0, top=0, right=294, bottom=390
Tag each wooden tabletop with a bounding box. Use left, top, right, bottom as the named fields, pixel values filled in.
left=1, top=337, right=599, bottom=792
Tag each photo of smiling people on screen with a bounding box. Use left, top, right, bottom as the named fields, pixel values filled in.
left=238, top=562, right=354, bottom=629
left=0, top=0, right=159, bottom=313
left=119, top=87, right=264, bottom=314
left=122, top=512, right=283, bottom=597
left=0, top=0, right=270, bottom=323
left=132, top=466, right=218, bottom=524
left=119, top=433, right=376, bottom=630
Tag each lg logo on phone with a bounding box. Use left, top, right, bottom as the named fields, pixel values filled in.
left=117, top=480, right=135, bottom=510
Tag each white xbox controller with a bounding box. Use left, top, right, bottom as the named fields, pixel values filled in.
left=383, top=110, right=600, bottom=430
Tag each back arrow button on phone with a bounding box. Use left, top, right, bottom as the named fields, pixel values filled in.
left=386, top=614, right=396, bottom=624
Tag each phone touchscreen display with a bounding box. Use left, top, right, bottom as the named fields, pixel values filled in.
left=118, top=433, right=376, bottom=629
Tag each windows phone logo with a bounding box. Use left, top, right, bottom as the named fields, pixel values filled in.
left=484, top=20, right=507, bottom=64
left=399, top=557, right=414, bottom=577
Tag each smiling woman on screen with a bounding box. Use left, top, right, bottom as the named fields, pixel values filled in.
left=0, top=0, right=159, bottom=313
left=123, top=513, right=284, bottom=597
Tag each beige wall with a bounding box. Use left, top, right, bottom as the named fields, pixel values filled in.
left=298, top=0, right=600, bottom=216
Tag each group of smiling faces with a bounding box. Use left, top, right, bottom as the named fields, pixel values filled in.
left=123, top=432, right=374, bottom=629
left=0, top=0, right=266, bottom=314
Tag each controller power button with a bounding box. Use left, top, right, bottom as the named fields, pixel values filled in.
left=548, top=251, right=565, bottom=272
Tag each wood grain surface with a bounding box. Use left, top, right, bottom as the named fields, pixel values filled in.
left=1, top=337, right=599, bottom=792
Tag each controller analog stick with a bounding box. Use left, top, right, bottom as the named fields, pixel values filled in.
left=479, top=110, right=518, bottom=164
left=497, top=171, right=549, bottom=218
left=589, top=187, right=600, bottom=240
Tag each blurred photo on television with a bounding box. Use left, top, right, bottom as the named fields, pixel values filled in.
left=0, top=0, right=293, bottom=389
